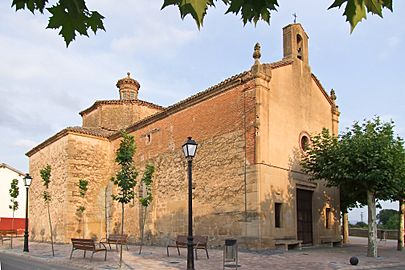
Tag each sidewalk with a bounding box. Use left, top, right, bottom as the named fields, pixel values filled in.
left=0, top=237, right=404, bottom=269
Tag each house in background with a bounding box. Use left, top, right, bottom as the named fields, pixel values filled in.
left=0, top=163, right=27, bottom=233
left=27, top=23, right=341, bottom=248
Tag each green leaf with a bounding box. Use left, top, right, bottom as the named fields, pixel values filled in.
left=87, top=11, right=105, bottom=33
left=12, top=0, right=47, bottom=13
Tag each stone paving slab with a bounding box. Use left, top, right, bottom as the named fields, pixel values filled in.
left=1, top=237, right=404, bottom=269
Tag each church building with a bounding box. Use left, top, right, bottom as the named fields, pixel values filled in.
left=27, top=24, right=341, bottom=248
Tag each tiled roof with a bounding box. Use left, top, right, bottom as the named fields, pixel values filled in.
left=79, top=99, right=164, bottom=116
left=110, top=60, right=296, bottom=139
left=0, top=163, right=25, bottom=176
left=26, top=127, right=114, bottom=157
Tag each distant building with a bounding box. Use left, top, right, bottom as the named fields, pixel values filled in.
left=0, top=163, right=26, bottom=218
left=27, top=24, right=341, bottom=248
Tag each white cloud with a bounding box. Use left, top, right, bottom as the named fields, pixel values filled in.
left=111, top=27, right=196, bottom=55
left=14, top=139, right=38, bottom=149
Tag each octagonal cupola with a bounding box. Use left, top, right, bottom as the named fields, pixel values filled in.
left=116, top=72, right=140, bottom=100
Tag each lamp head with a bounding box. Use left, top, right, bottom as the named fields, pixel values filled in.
left=182, top=137, right=198, bottom=160
left=23, top=173, right=32, bottom=187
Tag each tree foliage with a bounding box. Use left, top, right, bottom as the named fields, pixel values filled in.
left=138, top=163, right=155, bottom=255
left=111, top=131, right=138, bottom=267
left=76, top=179, right=88, bottom=216
left=11, top=0, right=394, bottom=46
left=40, top=164, right=55, bottom=256
left=111, top=131, right=138, bottom=204
left=377, top=209, right=399, bottom=229
left=9, top=179, right=19, bottom=212
left=301, top=117, right=405, bottom=257
left=139, top=164, right=155, bottom=208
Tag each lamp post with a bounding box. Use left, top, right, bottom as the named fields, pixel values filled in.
left=182, top=137, right=198, bottom=270
left=23, top=173, right=32, bottom=252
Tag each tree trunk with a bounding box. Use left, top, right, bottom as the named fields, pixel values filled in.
left=11, top=209, right=14, bottom=249
left=47, top=203, right=55, bottom=256
left=398, top=199, right=404, bottom=251
left=342, top=211, right=349, bottom=244
left=367, top=190, right=377, bottom=257
left=119, top=203, right=124, bottom=268
left=139, top=206, right=148, bottom=254
left=105, top=187, right=108, bottom=240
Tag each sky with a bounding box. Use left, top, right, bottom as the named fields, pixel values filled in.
left=0, top=1, right=404, bottom=223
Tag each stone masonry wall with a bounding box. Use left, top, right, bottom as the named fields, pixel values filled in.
left=29, top=136, right=70, bottom=243
left=64, top=134, right=112, bottom=241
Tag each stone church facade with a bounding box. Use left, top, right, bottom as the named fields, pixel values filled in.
left=27, top=24, right=341, bottom=248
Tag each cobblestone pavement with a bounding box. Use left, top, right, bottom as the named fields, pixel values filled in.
left=0, top=237, right=404, bottom=269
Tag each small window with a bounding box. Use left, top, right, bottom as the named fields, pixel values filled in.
left=325, top=208, right=331, bottom=229
left=275, top=203, right=282, bottom=228
left=299, top=132, right=311, bottom=154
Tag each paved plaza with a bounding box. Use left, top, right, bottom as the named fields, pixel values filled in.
left=0, top=237, right=404, bottom=269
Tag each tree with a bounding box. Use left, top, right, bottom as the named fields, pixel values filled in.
left=377, top=209, right=399, bottom=229
left=138, top=163, right=155, bottom=255
left=9, top=178, right=19, bottom=249
left=76, top=179, right=89, bottom=237
left=40, top=164, right=55, bottom=256
left=111, top=131, right=138, bottom=268
left=301, top=117, right=405, bottom=257
left=11, top=0, right=394, bottom=46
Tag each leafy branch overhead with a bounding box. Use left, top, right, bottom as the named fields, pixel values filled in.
left=12, top=0, right=394, bottom=46
left=12, top=0, right=105, bottom=46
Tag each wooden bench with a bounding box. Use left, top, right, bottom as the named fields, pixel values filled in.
left=275, top=239, right=303, bottom=251
left=70, top=238, right=107, bottom=261
left=320, top=236, right=342, bottom=247
left=167, top=235, right=209, bottom=259
left=0, top=230, right=17, bottom=245
left=100, top=234, right=129, bottom=251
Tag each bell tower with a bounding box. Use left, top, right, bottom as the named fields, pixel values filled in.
left=282, top=23, right=309, bottom=64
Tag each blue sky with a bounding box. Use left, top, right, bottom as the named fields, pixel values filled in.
left=0, top=0, right=404, bottom=222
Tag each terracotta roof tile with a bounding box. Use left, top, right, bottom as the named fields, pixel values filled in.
left=26, top=127, right=114, bottom=157
left=79, top=99, right=164, bottom=116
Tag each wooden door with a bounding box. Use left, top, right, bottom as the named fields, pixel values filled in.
left=296, top=189, right=313, bottom=244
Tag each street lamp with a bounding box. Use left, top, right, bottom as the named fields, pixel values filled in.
left=23, top=173, right=32, bottom=252
left=182, top=137, right=198, bottom=270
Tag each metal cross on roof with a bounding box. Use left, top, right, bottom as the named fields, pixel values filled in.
left=293, top=13, right=297, bottom=23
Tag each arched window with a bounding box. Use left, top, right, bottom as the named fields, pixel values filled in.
left=297, top=34, right=303, bottom=60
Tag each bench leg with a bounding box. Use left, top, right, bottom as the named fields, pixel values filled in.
left=195, top=249, right=198, bottom=260
left=176, top=246, right=180, bottom=256
left=69, top=248, right=74, bottom=259
left=126, top=243, right=129, bottom=251
left=90, top=252, right=94, bottom=262
left=84, top=250, right=86, bottom=258
left=104, top=250, right=107, bottom=261
left=166, top=246, right=170, bottom=257
left=205, top=248, right=209, bottom=259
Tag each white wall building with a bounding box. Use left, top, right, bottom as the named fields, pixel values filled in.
left=0, top=163, right=26, bottom=218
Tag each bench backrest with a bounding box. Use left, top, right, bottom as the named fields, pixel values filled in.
left=71, top=238, right=96, bottom=250
left=108, top=234, right=128, bottom=241
left=193, top=235, right=208, bottom=245
left=175, top=235, right=207, bottom=245
left=0, top=230, right=17, bottom=236
left=176, top=235, right=188, bottom=245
